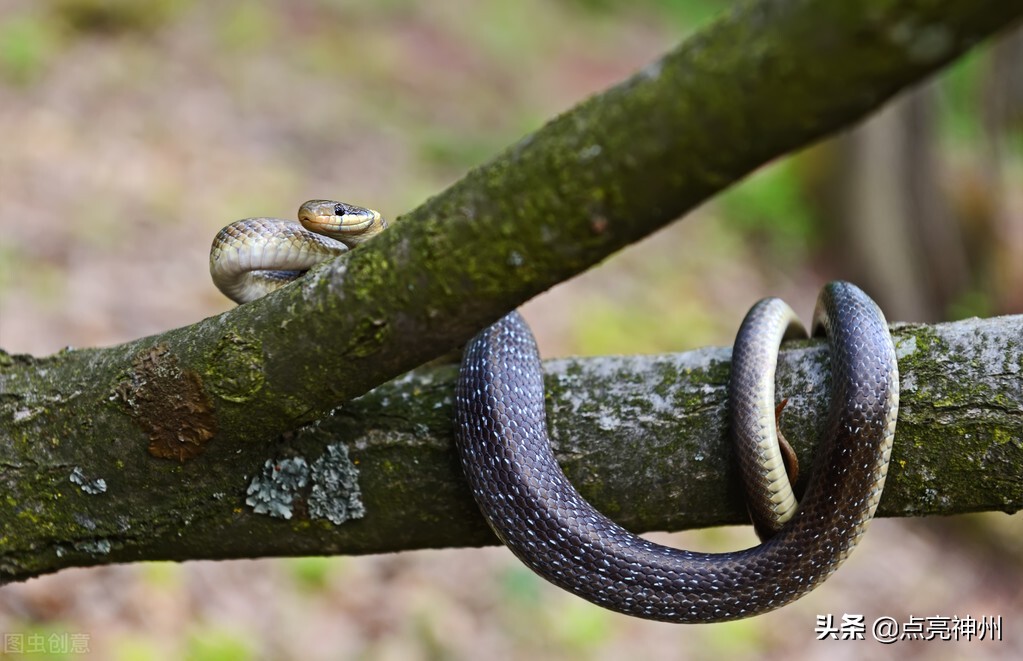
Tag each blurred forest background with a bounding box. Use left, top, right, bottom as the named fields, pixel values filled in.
left=1, top=0, right=1021, bottom=659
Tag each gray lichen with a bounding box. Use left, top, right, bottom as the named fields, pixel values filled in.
left=54, top=539, right=113, bottom=557
left=74, top=539, right=112, bottom=555
left=69, top=467, right=107, bottom=495
left=308, top=443, right=365, bottom=525
left=245, top=444, right=364, bottom=524
left=245, top=457, right=309, bottom=520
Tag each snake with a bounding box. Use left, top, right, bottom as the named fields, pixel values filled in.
left=209, top=204, right=899, bottom=623
left=454, top=282, right=898, bottom=622
left=209, top=199, right=387, bottom=304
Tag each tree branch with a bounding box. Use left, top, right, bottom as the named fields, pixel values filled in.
left=3, top=315, right=1022, bottom=582
left=3, top=0, right=1023, bottom=582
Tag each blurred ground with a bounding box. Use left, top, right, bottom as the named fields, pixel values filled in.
left=0, top=1, right=1021, bottom=659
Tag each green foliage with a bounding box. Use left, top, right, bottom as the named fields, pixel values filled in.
left=417, top=126, right=510, bottom=172
left=218, top=4, right=276, bottom=52
left=700, top=617, right=766, bottom=658
left=562, top=0, right=726, bottom=26
left=461, top=1, right=550, bottom=62
left=545, top=600, right=614, bottom=652
left=938, top=49, right=987, bottom=145
left=0, top=14, right=59, bottom=85
left=185, top=628, right=254, bottom=661
left=499, top=565, right=545, bottom=607
left=646, top=0, right=729, bottom=26
left=315, top=0, right=419, bottom=14
left=573, top=292, right=720, bottom=355
left=0, top=248, right=63, bottom=305
left=140, top=561, right=183, bottom=588
left=946, top=286, right=994, bottom=320
left=718, top=159, right=821, bottom=260
left=0, top=244, right=20, bottom=297
left=287, top=555, right=346, bottom=591
left=112, top=638, right=170, bottom=661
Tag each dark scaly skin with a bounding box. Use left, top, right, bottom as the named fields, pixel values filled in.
left=454, top=282, right=898, bottom=622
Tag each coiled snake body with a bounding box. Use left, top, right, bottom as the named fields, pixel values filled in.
left=455, top=283, right=898, bottom=622
left=211, top=201, right=899, bottom=623
left=210, top=200, right=386, bottom=304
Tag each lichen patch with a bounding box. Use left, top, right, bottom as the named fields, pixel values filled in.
left=69, top=467, right=107, bottom=495
left=308, top=444, right=365, bottom=524
left=245, top=443, right=364, bottom=524
left=246, top=457, right=310, bottom=519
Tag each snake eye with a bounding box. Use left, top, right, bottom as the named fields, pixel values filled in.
left=334, top=203, right=346, bottom=216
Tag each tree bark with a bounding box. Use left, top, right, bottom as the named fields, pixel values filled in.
left=3, top=314, right=1022, bottom=582
left=3, top=0, right=1023, bottom=583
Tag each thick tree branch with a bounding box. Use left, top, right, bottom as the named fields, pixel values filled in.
left=3, top=0, right=1023, bottom=581
left=3, top=314, right=1022, bottom=582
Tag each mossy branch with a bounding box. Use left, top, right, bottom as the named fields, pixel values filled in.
left=2, top=315, right=1022, bottom=582
left=3, top=0, right=1023, bottom=582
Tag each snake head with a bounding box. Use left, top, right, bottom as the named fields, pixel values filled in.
left=298, top=199, right=387, bottom=248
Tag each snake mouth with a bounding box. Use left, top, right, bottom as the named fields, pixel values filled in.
left=298, top=199, right=384, bottom=244
left=332, top=210, right=380, bottom=234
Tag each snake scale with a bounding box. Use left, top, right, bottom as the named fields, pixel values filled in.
left=211, top=201, right=900, bottom=623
